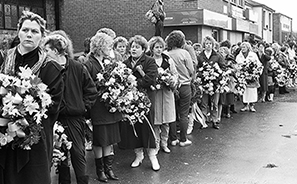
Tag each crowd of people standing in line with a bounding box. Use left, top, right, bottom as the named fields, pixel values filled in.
left=0, top=10, right=296, bottom=184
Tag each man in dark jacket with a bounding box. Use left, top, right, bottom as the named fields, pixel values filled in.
left=57, top=57, right=98, bottom=184
left=43, top=30, right=98, bottom=184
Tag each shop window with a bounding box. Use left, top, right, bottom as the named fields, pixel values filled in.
left=4, top=4, right=17, bottom=29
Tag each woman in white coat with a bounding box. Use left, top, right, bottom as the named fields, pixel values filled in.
left=236, top=42, right=262, bottom=112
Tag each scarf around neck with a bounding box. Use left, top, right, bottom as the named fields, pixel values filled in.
left=1, top=46, right=47, bottom=76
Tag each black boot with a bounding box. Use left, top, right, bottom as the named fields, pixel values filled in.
left=95, top=158, right=108, bottom=182
left=279, top=86, right=285, bottom=94
left=104, top=155, right=119, bottom=180
left=76, top=175, right=89, bottom=184
left=212, top=121, right=219, bottom=129
left=58, top=166, right=71, bottom=184
left=230, top=104, right=237, bottom=113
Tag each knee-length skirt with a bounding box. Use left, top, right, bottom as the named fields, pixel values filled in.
left=93, top=122, right=121, bottom=147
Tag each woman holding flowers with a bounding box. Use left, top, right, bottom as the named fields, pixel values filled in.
left=0, top=11, right=64, bottom=184
left=196, top=35, right=225, bottom=129
left=84, top=32, right=123, bottom=182
left=43, top=30, right=98, bottom=184
left=257, top=42, right=271, bottom=102
left=236, top=42, right=262, bottom=112
left=148, top=36, right=178, bottom=154
left=218, top=46, right=236, bottom=119
left=119, top=35, right=159, bottom=171
left=165, top=30, right=194, bottom=146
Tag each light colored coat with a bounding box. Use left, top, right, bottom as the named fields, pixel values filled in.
left=154, top=55, right=178, bottom=125
left=236, top=51, right=261, bottom=103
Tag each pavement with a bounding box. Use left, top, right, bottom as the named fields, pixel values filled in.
left=51, top=87, right=297, bottom=184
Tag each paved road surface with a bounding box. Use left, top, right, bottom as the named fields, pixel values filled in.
left=51, top=88, right=297, bottom=184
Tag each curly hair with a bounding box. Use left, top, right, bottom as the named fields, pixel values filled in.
left=90, top=32, right=113, bottom=56
left=128, top=35, right=148, bottom=51
left=47, top=30, right=74, bottom=59
left=17, top=10, right=46, bottom=36
left=202, top=36, right=215, bottom=48
left=97, top=28, right=116, bottom=39
left=240, top=42, right=252, bottom=52
left=113, top=36, right=128, bottom=50
left=148, top=36, right=166, bottom=53
left=165, top=30, right=185, bottom=51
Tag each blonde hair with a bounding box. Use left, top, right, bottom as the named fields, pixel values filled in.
left=17, top=10, right=47, bottom=36
left=90, top=32, right=113, bottom=55
left=240, top=42, right=252, bottom=52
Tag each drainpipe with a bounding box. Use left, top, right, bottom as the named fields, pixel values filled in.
left=55, top=0, right=60, bottom=30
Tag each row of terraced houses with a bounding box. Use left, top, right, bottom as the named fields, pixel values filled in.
left=0, top=0, right=295, bottom=52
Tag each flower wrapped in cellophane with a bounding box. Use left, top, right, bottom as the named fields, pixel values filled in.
left=151, top=67, right=177, bottom=91
left=118, top=88, right=151, bottom=125
left=268, top=59, right=289, bottom=87
left=287, top=63, right=297, bottom=87
left=96, top=58, right=138, bottom=113
left=195, top=61, right=229, bottom=95
left=96, top=58, right=151, bottom=126
left=233, top=70, right=247, bottom=95
left=0, top=67, right=52, bottom=150
left=52, top=122, right=72, bottom=173
left=275, top=68, right=289, bottom=87
left=236, top=58, right=263, bottom=88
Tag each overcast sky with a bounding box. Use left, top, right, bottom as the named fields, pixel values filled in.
left=257, top=0, right=297, bottom=31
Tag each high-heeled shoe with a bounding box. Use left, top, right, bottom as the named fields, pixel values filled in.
left=131, top=149, right=144, bottom=168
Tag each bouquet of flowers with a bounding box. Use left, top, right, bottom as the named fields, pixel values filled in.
left=275, top=68, right=289, bottom=87
left=233, top=71, right=247, bottom=95
left=151, top=67, right=176, bottom=91
left=237, top=58, right=263, bottom=87
left=96, top=58, right=152, bottom=127
left=52, top=122, right=72, bottom=173
left=119, top=88, right=151, bottom=125
left=0, top=67, right=52, bottom=150
left=195, top=61, right=229, bottom=95
left=96, top=58, right=137, bottom=113
left=288, top=63, right=297, bottom=79
left=269, top=59, right=289, bottom=87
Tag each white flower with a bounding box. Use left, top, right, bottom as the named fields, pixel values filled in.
left=12, top=93, right=23, bottom=104
left=2, top=92, right=14, bottom=104
left=96, top=73, right=104, bottom=81
left=25, top=101, right=40, bottom=115
left=102, top=92, right=109, bottom=100
left=104, top=59, right=111, bottom=65
left=158, top=67, right=165, bottom=74
left=0, top=86, right=8, bottom=95
left=37, top=83, right=48, bottom=92
left=109, top=77, right=116, bottom=85
left=0, top=133, right=8, bottom=146
left=18, top=67, right=33, bottom=79
left=38, top=92, right=52, bottom=107
left=126, top=91, right=134, bottom=101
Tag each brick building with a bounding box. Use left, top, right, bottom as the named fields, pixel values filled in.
left=57, top=0, right=158, bottom=52
left=0, top=0, right=294, bottom=52
left=0, top=0, right=56, bottom=38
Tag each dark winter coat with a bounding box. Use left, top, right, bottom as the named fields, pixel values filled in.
left=0, top=47, right=64, bottom=184
left=58, top=58, right=97, bottom=118
left=84, top=53, right=123, bottom=125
